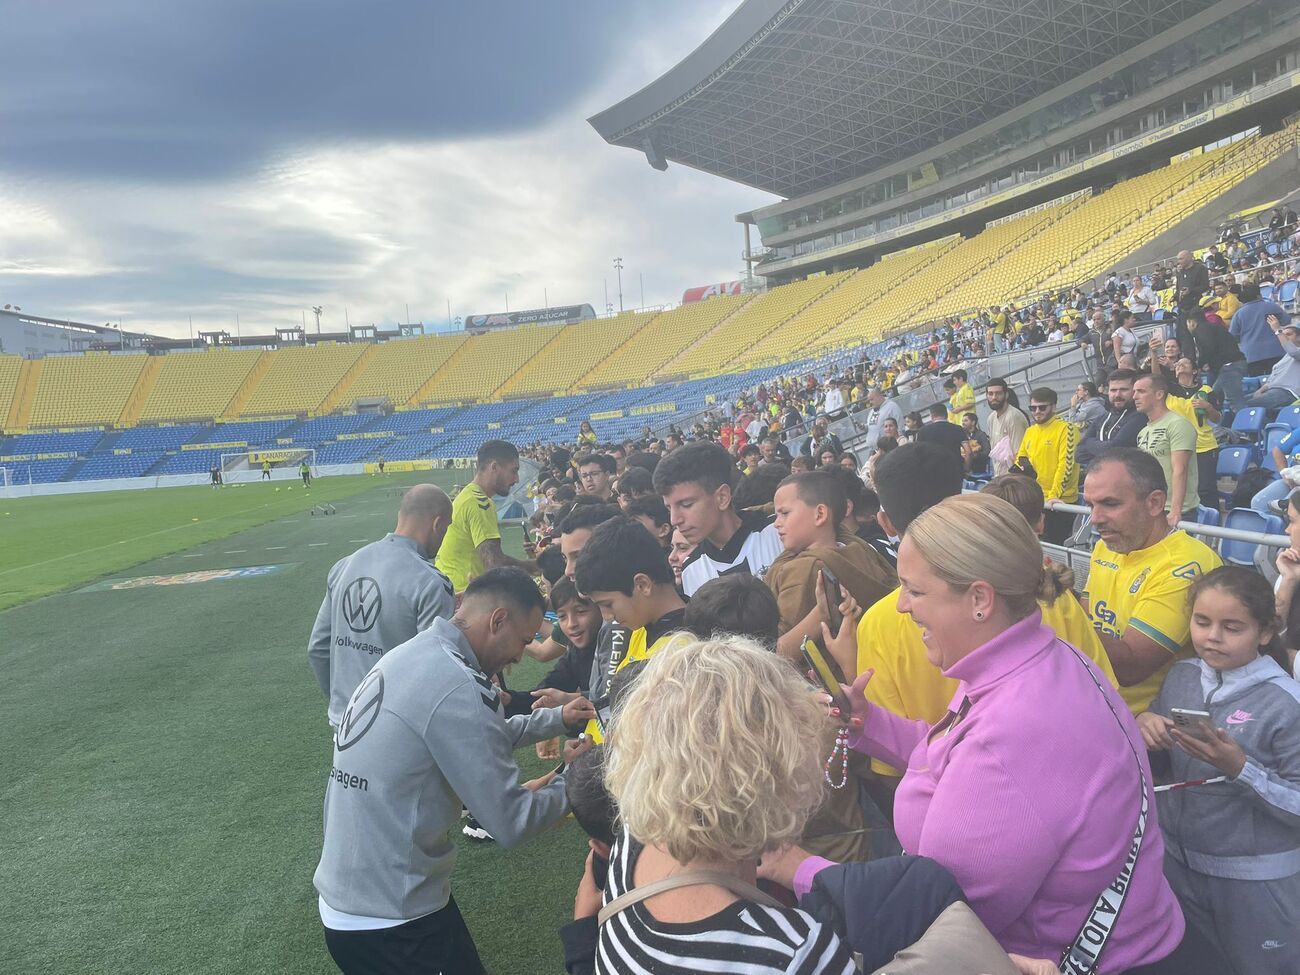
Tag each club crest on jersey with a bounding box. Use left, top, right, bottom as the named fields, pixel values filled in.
left=1128, top=568, right=1151, bottom=594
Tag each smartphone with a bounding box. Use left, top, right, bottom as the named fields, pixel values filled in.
left=1170, top=708, right=1213, bottom=739
left=801, top=636, right=851, bottom=716
left=820, top=567, right=844, bottom=635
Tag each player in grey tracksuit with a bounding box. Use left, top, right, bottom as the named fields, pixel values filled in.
left=1149, top=655, right=1300, bottom=974
left=314, top=570, right=595, bottom=975
left=308, top=485, right=454, bottom=728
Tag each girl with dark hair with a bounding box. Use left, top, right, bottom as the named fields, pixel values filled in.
left=1138, top=565, right=1300, bottom=974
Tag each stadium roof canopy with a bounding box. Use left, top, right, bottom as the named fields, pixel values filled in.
left=590, top=0, right=1226, bottom=199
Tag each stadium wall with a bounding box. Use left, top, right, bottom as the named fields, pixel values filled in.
left=0, top=464, right=366, bottom=499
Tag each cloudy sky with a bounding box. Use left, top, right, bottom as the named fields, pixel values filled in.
left=0, top=1, right=773, bottom=338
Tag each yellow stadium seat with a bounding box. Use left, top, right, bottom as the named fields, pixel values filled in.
left=498, top=311, right=658, bottom=398
left=417, top=324, right=564, bottom=404
left=237, top=343, right=368, bottom=417
left=0, top=355, right=22, bottom=427
left=137, top=348, right=265, bottom=422
left=657, top=274, right=848, bottom=379
left=332, top=333, right=470, bottom=409
left=572, top=295, right=749, bottom=390
left=27, top=353, right=148, bottom=428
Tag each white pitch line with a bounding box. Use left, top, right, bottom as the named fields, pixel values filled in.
left=349, top=539, right=368, bottom=543
left=266, top=545, right=287, bottom=550
left=225, top=550, right=247, bottom=554
left=308, top=542, right=328, bottom=547
left=182, top=553, right=203, bottom=558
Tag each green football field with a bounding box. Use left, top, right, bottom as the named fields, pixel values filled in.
left=0, top=472, right=587, bottom=975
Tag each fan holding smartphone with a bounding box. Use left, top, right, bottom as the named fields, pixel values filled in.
left=767, top=470, right=896, bottom=664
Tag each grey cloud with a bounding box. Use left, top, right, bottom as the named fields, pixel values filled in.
left=1, top=0, right=626, bottom=180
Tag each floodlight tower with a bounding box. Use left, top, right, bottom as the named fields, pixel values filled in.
left=311, top=305, right=323, bottom=335
left=613, top=257, right=624, bottom=313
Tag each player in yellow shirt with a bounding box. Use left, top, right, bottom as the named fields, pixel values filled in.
left=1016, top=387, right=1079, bottom=543
left=1080, top=450, right=1220, bottom=714
left=436, top=440, right=537, bottom=591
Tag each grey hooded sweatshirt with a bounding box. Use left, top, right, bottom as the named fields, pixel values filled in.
left=308, top=533, right=455, bottom=726
left=314, top=617, right=569, bottom=923
left=1151, top=655, right=1300, bottom=880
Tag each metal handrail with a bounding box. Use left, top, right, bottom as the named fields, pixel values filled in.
left=1045, top=500, right=1290, bottom=548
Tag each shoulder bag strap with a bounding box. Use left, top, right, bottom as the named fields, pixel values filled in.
left=1058, top=646, right=1150, bottom=975
left=598, top=869, right=781, bottom=925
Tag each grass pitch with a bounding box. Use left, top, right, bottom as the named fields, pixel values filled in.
left=0, top=472, right=587, bottom=975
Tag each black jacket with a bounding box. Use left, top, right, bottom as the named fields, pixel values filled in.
left=1077, top=407, right=1146, bottom=467
left=1176, top=261, right=1210, bottom=311
left=1188, top=321, right=1244, bottom=373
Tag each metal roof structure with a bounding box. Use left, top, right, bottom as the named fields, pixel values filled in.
left=590, top=0, right=1228, bottom=199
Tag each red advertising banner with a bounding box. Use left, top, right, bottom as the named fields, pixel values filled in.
left=681, top=281, right=743, bottom=303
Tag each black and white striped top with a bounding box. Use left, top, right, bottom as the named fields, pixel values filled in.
left=596, top=829, right=857, bottom=975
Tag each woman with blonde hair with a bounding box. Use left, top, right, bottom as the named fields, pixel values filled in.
left=589, top=635, right=856, bottom=974
left=769, top=493, right=1222, bottom=973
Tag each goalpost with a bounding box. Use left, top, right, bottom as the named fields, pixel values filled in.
left=0, top=467, right=11, bottom=491
left=220, top=448, right=316, bottom=484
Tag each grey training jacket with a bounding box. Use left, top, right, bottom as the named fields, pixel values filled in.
left=308, top=533, right=455, bottom=726
left=1151, top=656, right=1300, bottom=880
left=314, top=617, right=569, bottom=922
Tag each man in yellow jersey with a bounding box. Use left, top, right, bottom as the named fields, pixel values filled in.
left=853, top=444, right=1117, bottom=820
left=1161, top=356, right=1221, bottom=512
left=573, top=516, right=685, bottom=742
left=1016, top=386, right=1079, bottom=543
left=436, top=439, right=536, bottom=592
left=1080, top=449, right=1220, bottom=715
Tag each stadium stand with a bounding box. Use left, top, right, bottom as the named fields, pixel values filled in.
left=0, top=355, right=22, bottom=427
left=137, top=348, right=264, bottom=422
left=414, top=324, right=563, bottom=404
left=656, top=272, right=848, bottom=379
left=27, top=353, right=147, bottom=429
left=569, top=294, right=748, bottom=390
left=495, top=311, right=657, bottom=398
left=236, top=343, right=368, bottom=417
left=324, top=332, right=469, bottom=409
left=739, top=239, right=960, bottom=367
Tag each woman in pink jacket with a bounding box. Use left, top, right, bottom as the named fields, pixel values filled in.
left=766, top=494, right=1221, bottom=973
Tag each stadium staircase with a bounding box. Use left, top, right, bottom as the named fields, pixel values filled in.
left=655, top=274, right=846, bottom=381
left=316, top=344, right=378, bottom=414
left=220, top=350, right=274, bottom=419
left=4, top=357, right=39, bottom=432
left=567, top=295, right=749, bottom=391
left=414, top=324, right=563, bottom=405
left=115, top=355, right=165, bottom=427
left=139, top=348, right=263, bottom=423
left=489, top=323, right=574, bottom=399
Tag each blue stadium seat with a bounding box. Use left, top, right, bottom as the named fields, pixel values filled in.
left=1230, top=407, right=1267, bottom=440
left=1194, top=505, right=1220, bottom=527
left=1274, top=406, right=1300, bottom=431
left=1221, top=508, right=1284, bottom=567
left=1261, top=284, right=1275, bottom=302
left=1277, top=280, right=1298, bottom=306
left=1262, top=423, right=1292, bottom=472
left=1215, top=445, right=1253, bottom=507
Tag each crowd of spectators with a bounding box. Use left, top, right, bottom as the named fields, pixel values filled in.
left=317, top=215, right=1300, bottom=975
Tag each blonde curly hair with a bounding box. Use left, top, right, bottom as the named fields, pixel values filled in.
left=605, top=634, right=829, bottom=865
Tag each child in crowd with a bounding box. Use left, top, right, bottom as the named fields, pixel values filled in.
left=766, top=471, right=896, bottom=661
left=1138, top=566, right=1300, bottom=975
left=621, top=494, right=671, bottom=552
left=573, top=516, right=686, bottom=740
